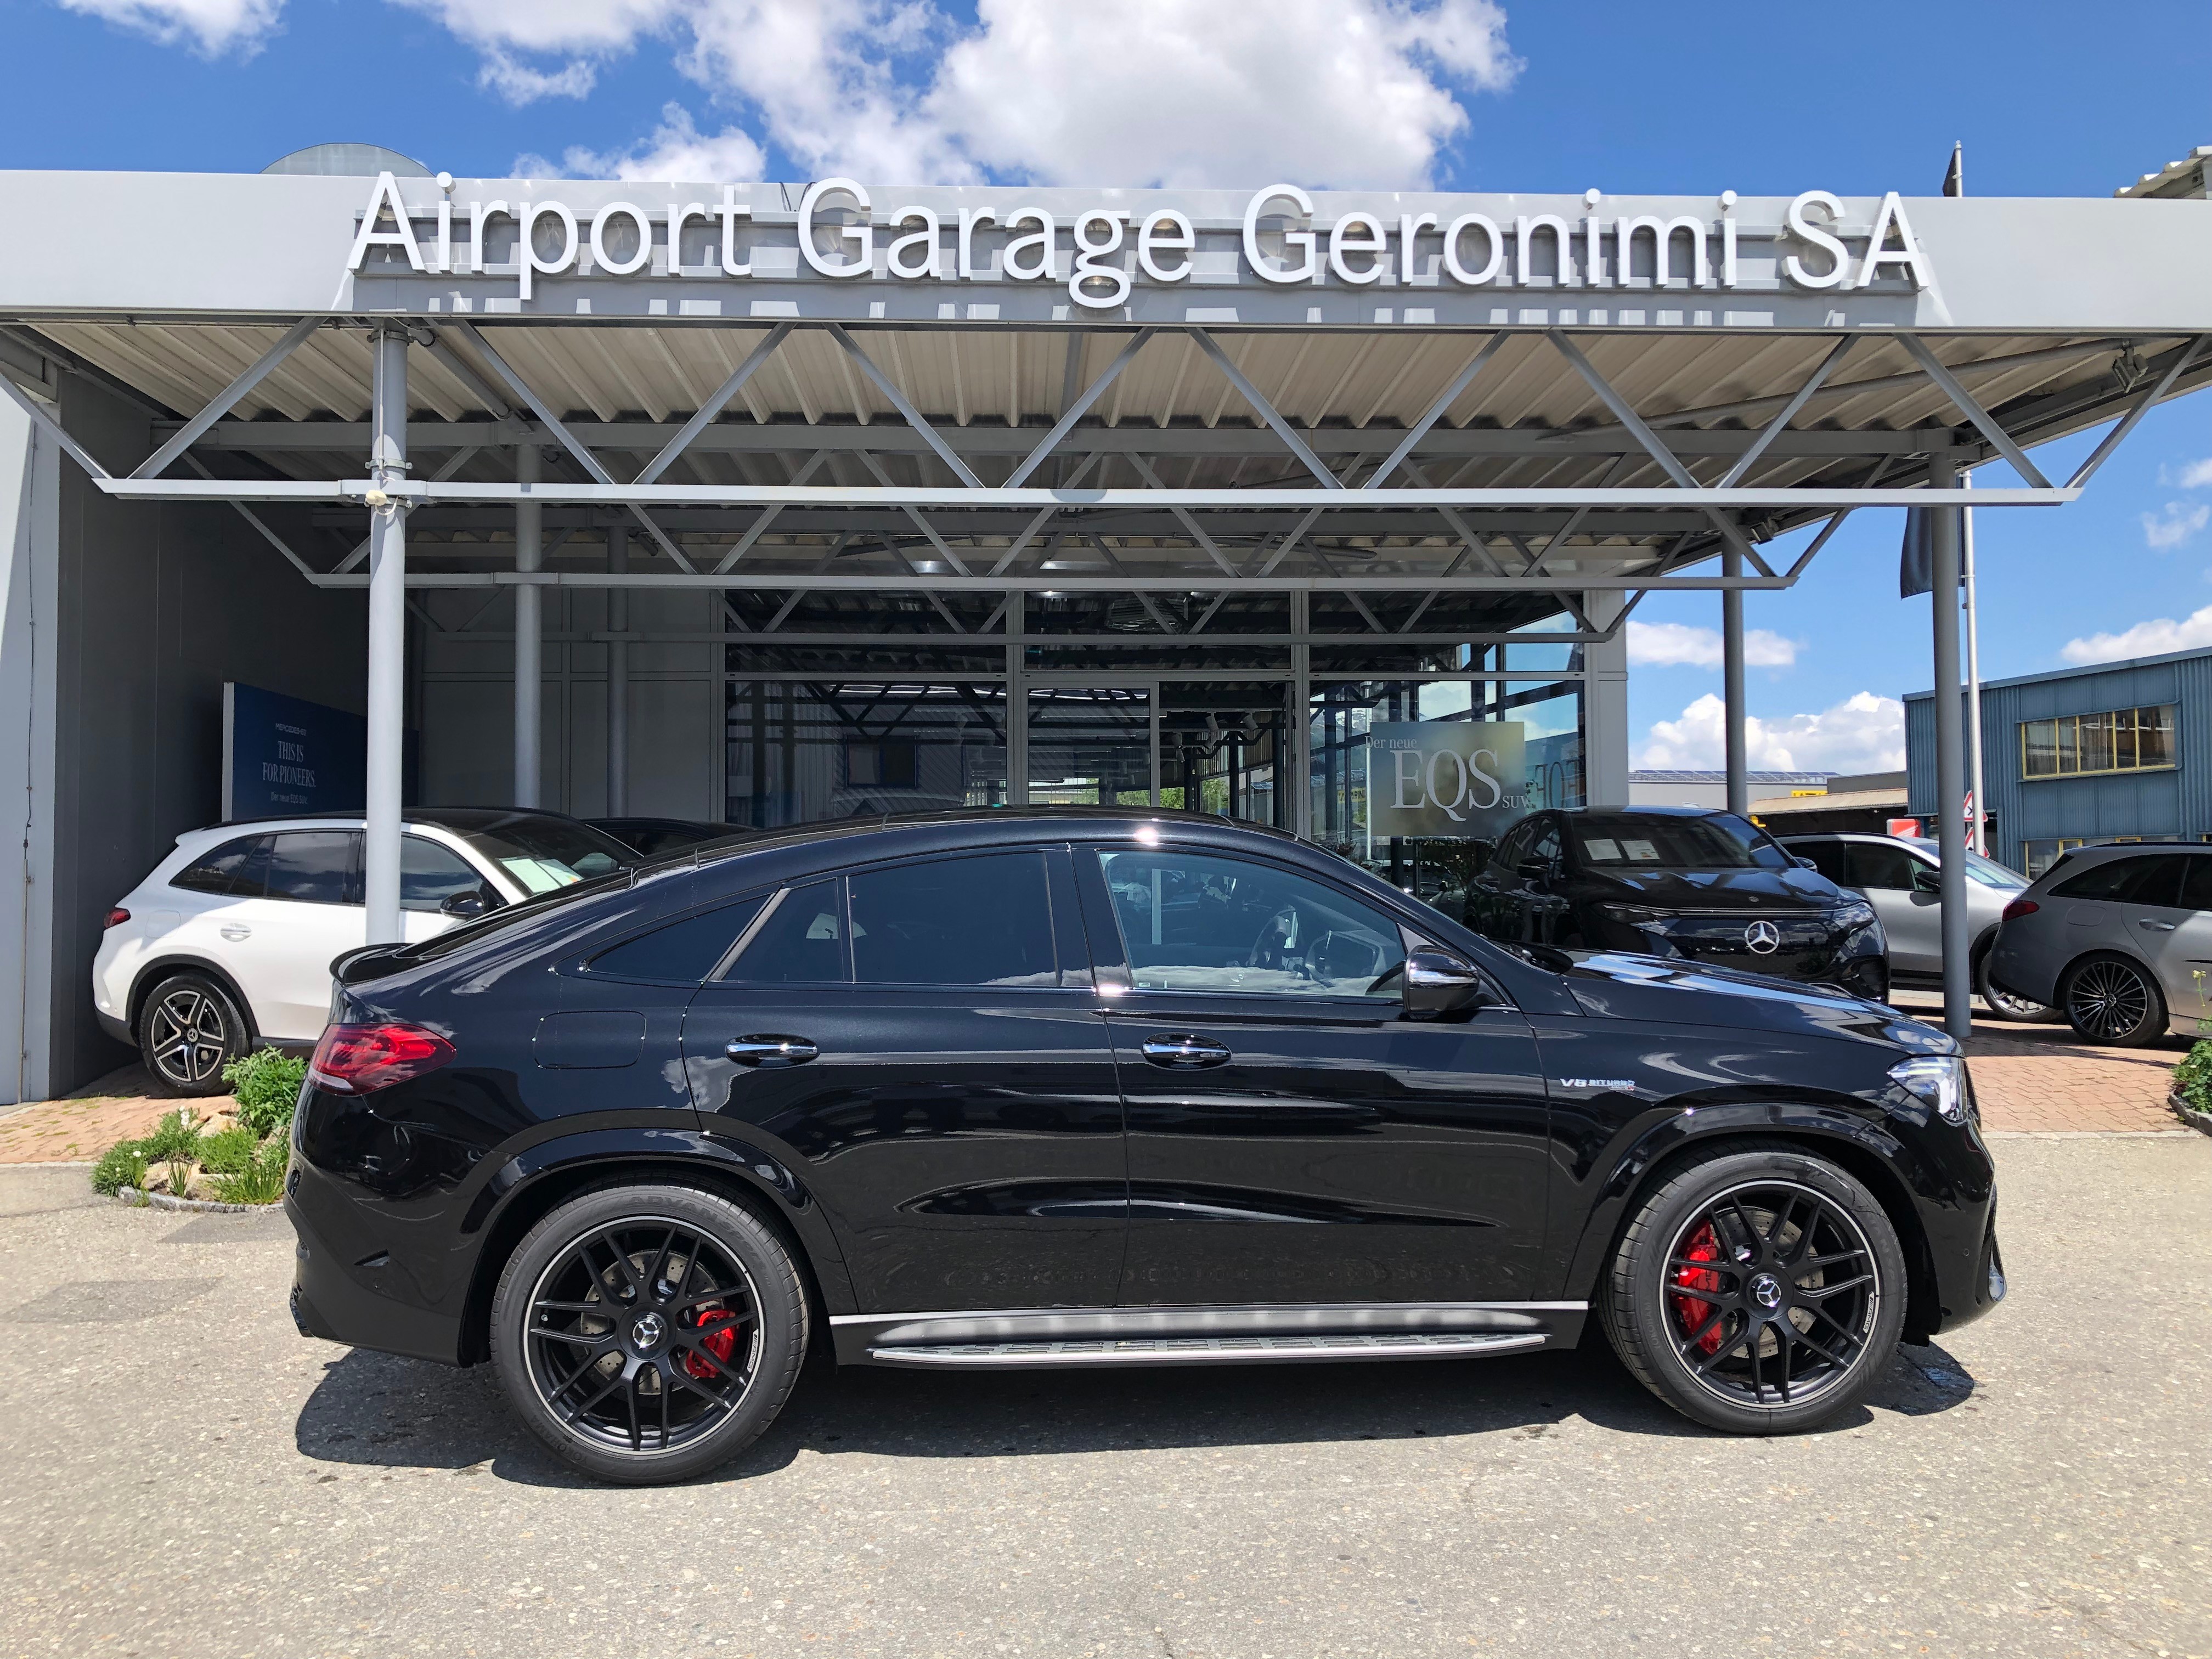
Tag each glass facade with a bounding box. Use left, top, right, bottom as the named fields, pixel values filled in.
left=2021, top=705, right=2176, bottom=779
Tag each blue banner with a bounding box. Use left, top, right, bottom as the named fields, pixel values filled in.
left=223, top=683, right=366, bottom=820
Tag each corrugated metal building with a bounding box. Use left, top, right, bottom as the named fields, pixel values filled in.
left=1908, top=645, right=2212, bottom=874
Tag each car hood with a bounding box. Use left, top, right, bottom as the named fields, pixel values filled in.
left=1560, top=949, right=1955, bottom=1053
left=1583, top=867, right=1845, bottom=910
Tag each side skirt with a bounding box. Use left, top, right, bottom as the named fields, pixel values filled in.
left=831, top=1301, right=1587, bottom=1370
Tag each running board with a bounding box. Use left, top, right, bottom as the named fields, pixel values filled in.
left=831, top=1300, right=1584, bottom=1369
left=868, top=1330, right=1548, bottom=1368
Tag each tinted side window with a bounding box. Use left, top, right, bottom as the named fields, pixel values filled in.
left=1488, top=822, right=1530, bottom=873
left=171, top=834, right=269, bottom=897
left=1790, top=840, right=1850, bottom=883
left=724, top=881, right=848, bottom=984
left=402, top=836, right=490, bottom=913
left=1848, top=843, right=1920, bottom=892
left=590, top=896, right=768, bottom=983
left=1526, top=820, right=1562, bottom=867
left=2181, top=856, right=2212, bottom=912
left=849, top=852, right=1058, bottom=988
left=264, top=832, right=357, bottom=905
left=2052, top=853, right=2187, bottom=905
left=1096, top=848, right=1405, bottom=998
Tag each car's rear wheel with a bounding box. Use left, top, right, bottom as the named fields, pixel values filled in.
left=1601, top=1142, right=1907, bottom=1435
left=2061, top=953, right=2166, bottom=1046
left=1977, top=950, right=2053, bottom=1023
left=136, top=973, right=250, bottom=1096
left=489, top=1183, right=809, bottom=1485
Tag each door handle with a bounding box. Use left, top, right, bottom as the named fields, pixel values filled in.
left=1141, top=1034, right=1231, bottom=1069
left=219, top=924, right=251, bottom=941
left=726, top=1035, right=819, bottom=1068
left=2137, top=918, right=2178, bottom=932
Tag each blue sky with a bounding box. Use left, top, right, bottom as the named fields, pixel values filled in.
left=8, top=0, right=2211, bottom=771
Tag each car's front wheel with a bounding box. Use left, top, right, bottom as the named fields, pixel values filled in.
left=136, top=972, right=250, bottom=1096
left=1601, top=1142, right=1908, bottom=1434
left=2061, top=953, right=2167, bottom=1046
left=489, top=1183, right=809, bottom=1485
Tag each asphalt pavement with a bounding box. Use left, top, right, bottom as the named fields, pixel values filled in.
left=1, top=1135, right=2206, bottom=1659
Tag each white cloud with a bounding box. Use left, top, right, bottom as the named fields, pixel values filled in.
left=56, top=0, right=280, bottom=54
left=533, top=103, right=769, bottom=185
left=386, top=0, right=1520, bottom=184
left=2142, top=501, right=2210, bottom=549
left=2060, top=603, right=2212, bottom=665
left=2174, top=456, right=2212, bottom=488
left=1635, top=691, right=1905, bottom=774
left=1625, top=620, right=1798, bottom=670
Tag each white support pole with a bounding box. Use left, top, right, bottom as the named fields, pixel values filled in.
left=606, top=522, right=628, bottom=815
left=364, top=328, right=409, bottom=945
left=1722, top=545, right=1748, bottom=816
left=1581, top=592, right=1631, bottom=808
left=1929, top=452, right=1973, bottom=1042
left=1962, top=470, right=1986, bottom=856
left=514, top=441, right=541, bottom=808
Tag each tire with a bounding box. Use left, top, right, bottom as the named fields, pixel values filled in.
left=2059, top=953, right=2167, bottom=1046
left=136, top=972, right=250, bottom=1097
left=1976, top=949, right=2054, bottom=1024
left=1600, top=1141, right=1908, bottom=1435
left=489, top=1183, right=809, bottom=1485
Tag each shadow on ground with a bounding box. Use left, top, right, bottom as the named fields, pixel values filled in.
left=294, top=1334, right=1978, bottom=1489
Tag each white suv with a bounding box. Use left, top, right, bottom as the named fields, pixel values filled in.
left=94, top=809, right=637, bottom=1094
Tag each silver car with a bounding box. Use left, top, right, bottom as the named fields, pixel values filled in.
left=1987, top=841, right=2212, bottom=1046
left=1779, top=833, right=2053, bottom=1022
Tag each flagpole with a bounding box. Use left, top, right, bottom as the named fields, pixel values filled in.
left=1963, top=469, right=1986, bottom=855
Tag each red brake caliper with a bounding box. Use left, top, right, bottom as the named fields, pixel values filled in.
left=1672, top=1221, right=1725, bottom=1355
left=681, top=1302, right=741, bottom=1381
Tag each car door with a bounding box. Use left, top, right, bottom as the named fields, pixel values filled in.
left=218, top=830, right=364, bottom=1041
left=2046, top=851, right=2188, bottom=976
left=1082, top=842, right=1551, bottom=1309
left=2115, top=854, right=2212, bottom=1029
left=1846, top=839, right=1941, bottom=975
left=682, top=847, right=1128, bottom=1314
left=398, top=832, right=504, bottom=944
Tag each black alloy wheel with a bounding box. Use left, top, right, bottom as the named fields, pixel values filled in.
left=1602, top=1143, right=1907, bottom=1434
left=2061, top=954, right=2166, bottom=1046
left=137, top=973, right=249, bottom=1097
left=1976, top=951, right=2053, bottom=1024
left=490, top=1184, right=808, bottom=1485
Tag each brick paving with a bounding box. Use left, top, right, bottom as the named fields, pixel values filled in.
left=0, top=1065, right=228, bottom=1164
left=1889, top=991, right=2188, bottom=1134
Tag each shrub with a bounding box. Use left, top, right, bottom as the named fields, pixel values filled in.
left=198, top=1123, right=260, bottom=1175
left=2174, top=1038, right=2212, bottom=1114
left=210, top=1138, right=289, bottom=1206
left=139, top=1108, right=203, bottom=1167
left=224, top=1046, right=308, bottom=1138
left=91, top=1138, right=149, bottom=1196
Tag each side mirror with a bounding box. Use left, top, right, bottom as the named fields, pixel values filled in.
left=440, top=890, right=492, bottom=918
left=1795, top=856, right=1819, bottom=871
left=1517, top=858, right=1554, bottom=884
left=1403, top=949, right=1486, bottom=1018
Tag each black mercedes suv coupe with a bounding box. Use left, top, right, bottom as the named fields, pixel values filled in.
left=286, top=808, right=2001, bottom=1484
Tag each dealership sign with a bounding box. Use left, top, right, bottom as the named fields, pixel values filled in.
left=347, top=174, right=1937, bottom=310
left=1367, top=721, right=1529, bottom=840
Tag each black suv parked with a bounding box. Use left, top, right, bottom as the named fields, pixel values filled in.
left=287, top=808, right=1998, bottom=1483
left=1463, top=807, right=1888, bottom=998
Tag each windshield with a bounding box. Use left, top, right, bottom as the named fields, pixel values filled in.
left=1567, top=812, right=1791, bottom=871
left=448, top=813, right=637, bottom=894
left=1908, top=839, right=2027, bottom=890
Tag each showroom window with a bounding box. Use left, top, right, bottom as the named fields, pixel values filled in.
left=2020, top=705, right=2176, bottom=778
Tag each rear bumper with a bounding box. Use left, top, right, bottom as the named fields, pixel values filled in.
left=285, top=1175, right=465, bottom=1366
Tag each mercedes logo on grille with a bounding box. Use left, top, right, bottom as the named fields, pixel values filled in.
left=1743, top=919, right=1782, bottom=955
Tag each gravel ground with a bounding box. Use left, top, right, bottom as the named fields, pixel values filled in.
left=0, top=1136, right=2205, bottom=1659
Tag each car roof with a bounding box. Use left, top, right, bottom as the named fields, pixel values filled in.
left=179, top=806, right=607, bottom=843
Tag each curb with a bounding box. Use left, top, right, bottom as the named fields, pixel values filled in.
left=110, top=1186, right=275, bottom=1215
left=2169, top=1090, right=2212, bottom=1137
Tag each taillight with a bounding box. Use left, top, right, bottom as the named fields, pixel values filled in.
left=308, top=1022, right=455, bottom=1095
left=103, top=907, right=131, bottom=930
left=2002, top=898, right=2039, bottom=921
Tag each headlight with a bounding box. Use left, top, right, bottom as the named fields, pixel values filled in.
left=1830, top=901, right=1877, bottom=929
left=1599, top=904, right=1668, bottom=925
left=1889, top=1054, right=1970, bottom=1125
